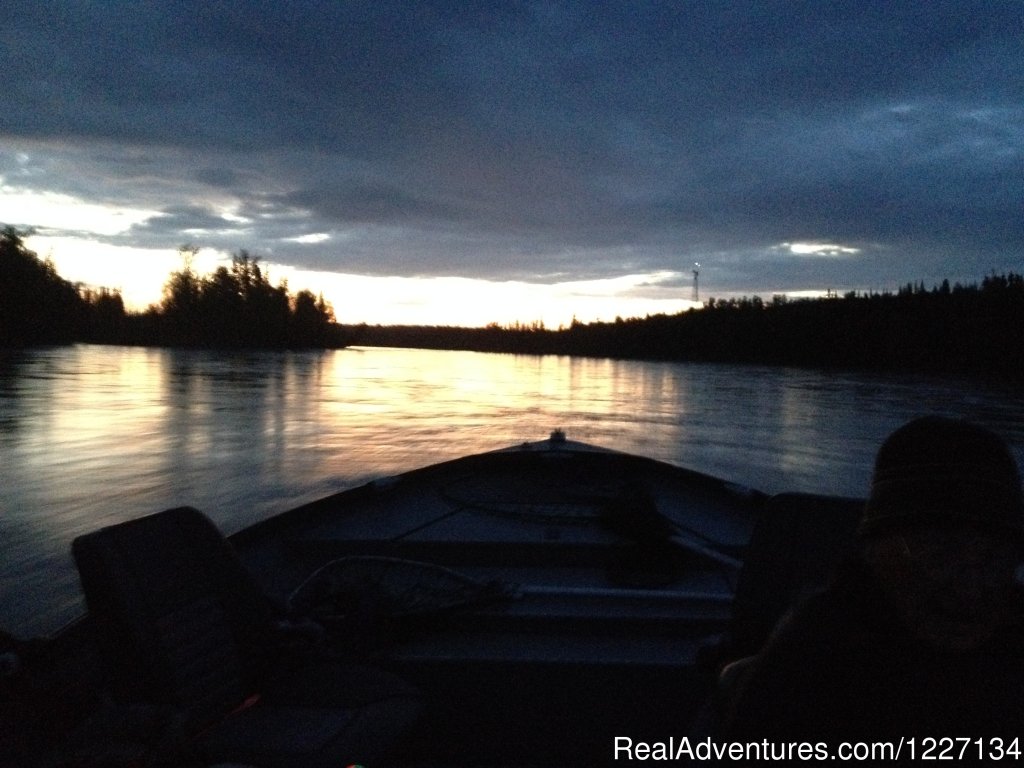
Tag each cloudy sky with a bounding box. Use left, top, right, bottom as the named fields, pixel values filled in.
left=2, top=1, right=1022, bottom=326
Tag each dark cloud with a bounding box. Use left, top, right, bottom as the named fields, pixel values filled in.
left=1, top=0, right=1021, bottom=294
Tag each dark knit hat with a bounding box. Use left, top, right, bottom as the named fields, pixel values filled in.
left=859, top=416, right=1024, bottom=537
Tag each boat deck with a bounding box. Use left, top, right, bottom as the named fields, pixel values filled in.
left=6, top=438, right=779, bottom=767
left=226, top=441, right=764, bottom=764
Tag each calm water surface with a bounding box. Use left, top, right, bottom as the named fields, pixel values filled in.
left=2, top=344, right=1023, bottom=637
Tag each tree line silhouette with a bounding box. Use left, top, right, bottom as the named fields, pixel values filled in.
left=3, top=224, right=1022, bottom=377
left=347, top=274, right=1024, bottom=379
left=0, top=228, right=341, bottom=349
left=0, top=225, right=119, bottom=346
left=156, top=245, right=338, bottom=348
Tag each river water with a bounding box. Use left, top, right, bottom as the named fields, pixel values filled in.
left=2, top=344, right=1022, bottom=638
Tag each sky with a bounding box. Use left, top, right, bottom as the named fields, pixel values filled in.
left=1, top=1, right=1022, bottom=327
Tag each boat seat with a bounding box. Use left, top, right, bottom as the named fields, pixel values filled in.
left=724, top=492, right=862, bottom=663
left=689, top=493, right=862, bottom=739
left=72, top=506, right=421, bottom=768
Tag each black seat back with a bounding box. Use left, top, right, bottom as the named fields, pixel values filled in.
left=728, top=492, right=863, bottom=660
left=72, top=507, right=276, bottom=726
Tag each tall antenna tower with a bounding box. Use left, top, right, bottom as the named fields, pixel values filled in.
left=692, top=262, right=700, bottom=303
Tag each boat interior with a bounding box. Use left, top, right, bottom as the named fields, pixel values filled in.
left=1, top=444, right=864, bottom=767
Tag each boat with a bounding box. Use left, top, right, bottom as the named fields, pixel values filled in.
left=0, top=431, right=864, bottom=767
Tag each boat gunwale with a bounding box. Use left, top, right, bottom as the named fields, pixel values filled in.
left=229, top=436, right=769, bottom=550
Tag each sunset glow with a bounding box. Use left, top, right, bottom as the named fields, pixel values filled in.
left=3, top=4, right=1021, bottom=327
left=22, top=230, right=693, bottom=326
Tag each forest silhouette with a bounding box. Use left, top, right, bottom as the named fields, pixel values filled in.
left=2, top=225, right=1022, bottom=378
left=347, top=277, right=1024, bottom=379
left=0, top=228, right=339, bottom=349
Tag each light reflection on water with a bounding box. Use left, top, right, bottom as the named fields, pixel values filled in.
left=1, top=344, right=1022, bottom=637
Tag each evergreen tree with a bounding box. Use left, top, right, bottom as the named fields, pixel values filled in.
left=0, top=226, right=84, bottom=346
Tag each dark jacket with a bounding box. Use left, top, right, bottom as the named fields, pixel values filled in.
left=720, top=558, right=1024, bottom=747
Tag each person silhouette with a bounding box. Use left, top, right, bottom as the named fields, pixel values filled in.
left=720, top=417, right=1024, bottom=748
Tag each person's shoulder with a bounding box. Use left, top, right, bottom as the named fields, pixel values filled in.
left=766, top=558, right=888, bottom=650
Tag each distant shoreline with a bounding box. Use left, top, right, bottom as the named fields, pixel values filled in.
left=4, top=223, right=1021, bottom=379
left=340, top=276, right=1024, bottom=381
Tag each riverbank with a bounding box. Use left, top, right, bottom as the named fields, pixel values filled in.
left=4, top=222, right=1021, bottom=377
left=343, top=276, right=1024, bottom=380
